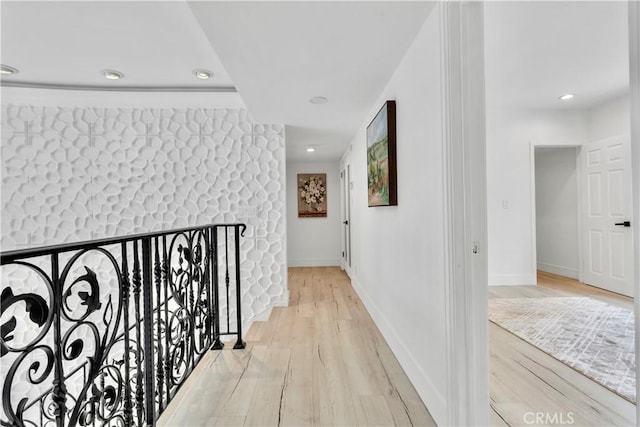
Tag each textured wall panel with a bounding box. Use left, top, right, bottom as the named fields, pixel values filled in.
left=1, top=105, right=287, bottom=322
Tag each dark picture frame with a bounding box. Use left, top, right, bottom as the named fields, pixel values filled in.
left=366, top=100, right=397, bottom=207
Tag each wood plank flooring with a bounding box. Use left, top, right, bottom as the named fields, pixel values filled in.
left=489, top=271, right=636, bottom=427
left=159, top=269, right=635, bottom=426
left=158, top=267, right=436, bottom=427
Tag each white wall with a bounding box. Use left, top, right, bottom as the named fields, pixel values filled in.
left=535, top=147, right=579, bottom=278
left=1, top=94, right=288, bottom=324
left=342, top=6, right=448, bottom=423
left=588, top=95, right=631, bottom=141
left=587, top=94, right=631, bottom=142
left=487, top=94, right=630, bottom=286
left=286, top=161, right=341, bottom=267
left=486, top=108, right=588, bottom=285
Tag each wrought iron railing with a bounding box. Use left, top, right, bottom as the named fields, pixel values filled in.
left=0, top=223, right=247, bottom=427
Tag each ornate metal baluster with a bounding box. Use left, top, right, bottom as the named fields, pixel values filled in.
left=162, top=235, right=171, bottom=399
left=0, top=223, right=247, bottom=427
left=233, top=226, right=246, bottom=350
left=205, top=228, right=213, bottom=348
left=188, top=232, right=195, bottom=370
left=132, top=240, right=144, bottom=426
left=141, top=237, right=156, bottom=424
left=99, top=371, right=105, bottom=424
left=51, top=253, right=67, bottom=427
left=121, top=242, right=133, bottom=426
left=195, top=231, right=206, bottom=353
left=224, top=227, right=230, bottom=334
left=211, top=227, right=223, bottom=350
left=154, top=237, right=164, bottom=411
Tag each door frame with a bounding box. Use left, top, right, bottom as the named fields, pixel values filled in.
left=340, top=149, right=353, bottom=277
left=629, top=2, right=640, bottom=421
left=529, top=143, right=583, bottom=283
left=454, top=1, right=640, bottom=424
left=441, top=2, right=488, bottom=425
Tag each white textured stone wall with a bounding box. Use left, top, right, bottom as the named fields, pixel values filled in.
left=1, top=105, right=287, bottom=321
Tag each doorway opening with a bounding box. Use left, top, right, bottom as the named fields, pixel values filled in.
left=534, top=146, right=581, bottom=281
left=484, top=1, right=636, bottom=425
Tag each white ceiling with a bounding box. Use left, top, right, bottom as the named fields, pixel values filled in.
left=0, top=1, right=631, bottom=160
left=0, top=1, right=234, bottom=88
left=187, top=1, right=435, bottom=161
left=484, top=1, right=629, bottom=110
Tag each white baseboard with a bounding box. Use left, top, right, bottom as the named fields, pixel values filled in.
left=488, top=273, right=536, bottom=286
left=243, top=290, right=290, bottom=337
left=343, top=263, right=354, bottom=280
left=350, top=275, right=447, bottom=426
left=249, top=305, right=273, bottom=323
left=288, top=258, right=341, bottom=267
left=536, top=263, right=579, bottom=279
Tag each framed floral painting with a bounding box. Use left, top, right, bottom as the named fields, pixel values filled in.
left=298, top=173, right=327, bottom=217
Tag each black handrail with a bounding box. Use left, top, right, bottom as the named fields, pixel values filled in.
left=0, top=223, right=246, bottom=427
left=1, top=224, right=244, bottom=263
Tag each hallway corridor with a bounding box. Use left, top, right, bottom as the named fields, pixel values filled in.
left=158, top=267, right=436, bottom=426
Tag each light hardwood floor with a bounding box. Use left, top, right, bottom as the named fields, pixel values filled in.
left=489, top=271, right=636, bottom=427
left=158, top=267, right=436, bottom=427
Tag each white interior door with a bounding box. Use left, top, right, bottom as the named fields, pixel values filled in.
left=341, top=164, right=352, bottom=269
left=582, top=135, right=634, bottom=296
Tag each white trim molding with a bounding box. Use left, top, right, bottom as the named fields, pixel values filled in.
left=242, top=289, right=290, bottom=339
left=628, top=2, right=640, bottom=423
left=529, top=143, right=583, bottom=285
left=488, top=274, right=537, bottom=286
left=1, top=81, right=236, bottom=92
left=1, top=86, right=246, bottom=109
left=536, top=263, right=579, bottom=280
left=287, top=258, right=342, bottom=267
left=529, top=142, right=539, bottom=284
left=440, top=2, right=489, bottom=425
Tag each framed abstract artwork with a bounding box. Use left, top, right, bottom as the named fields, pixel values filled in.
left=297, top=173, right=327, bottom=217
left=367, top=100, right=397, bottom=206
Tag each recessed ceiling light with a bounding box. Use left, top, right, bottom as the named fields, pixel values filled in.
left=102, top=69, right=124, bottom=80
left=309, top=96, right=328, bottom=104
left=559, top=94, right=574, bottom=101
left=0, top=65, right=19, bottom=75
left=194, top=69, right=213, bottom=80
left=306, top=147, right=316, bottom=153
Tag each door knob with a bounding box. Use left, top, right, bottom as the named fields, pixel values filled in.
left=614, top=221, right=631, bottom=227
left=343, top=220, right=349, bottom=225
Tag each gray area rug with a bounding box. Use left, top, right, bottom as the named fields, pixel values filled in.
left=489, top=296, right=635, bottom=403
